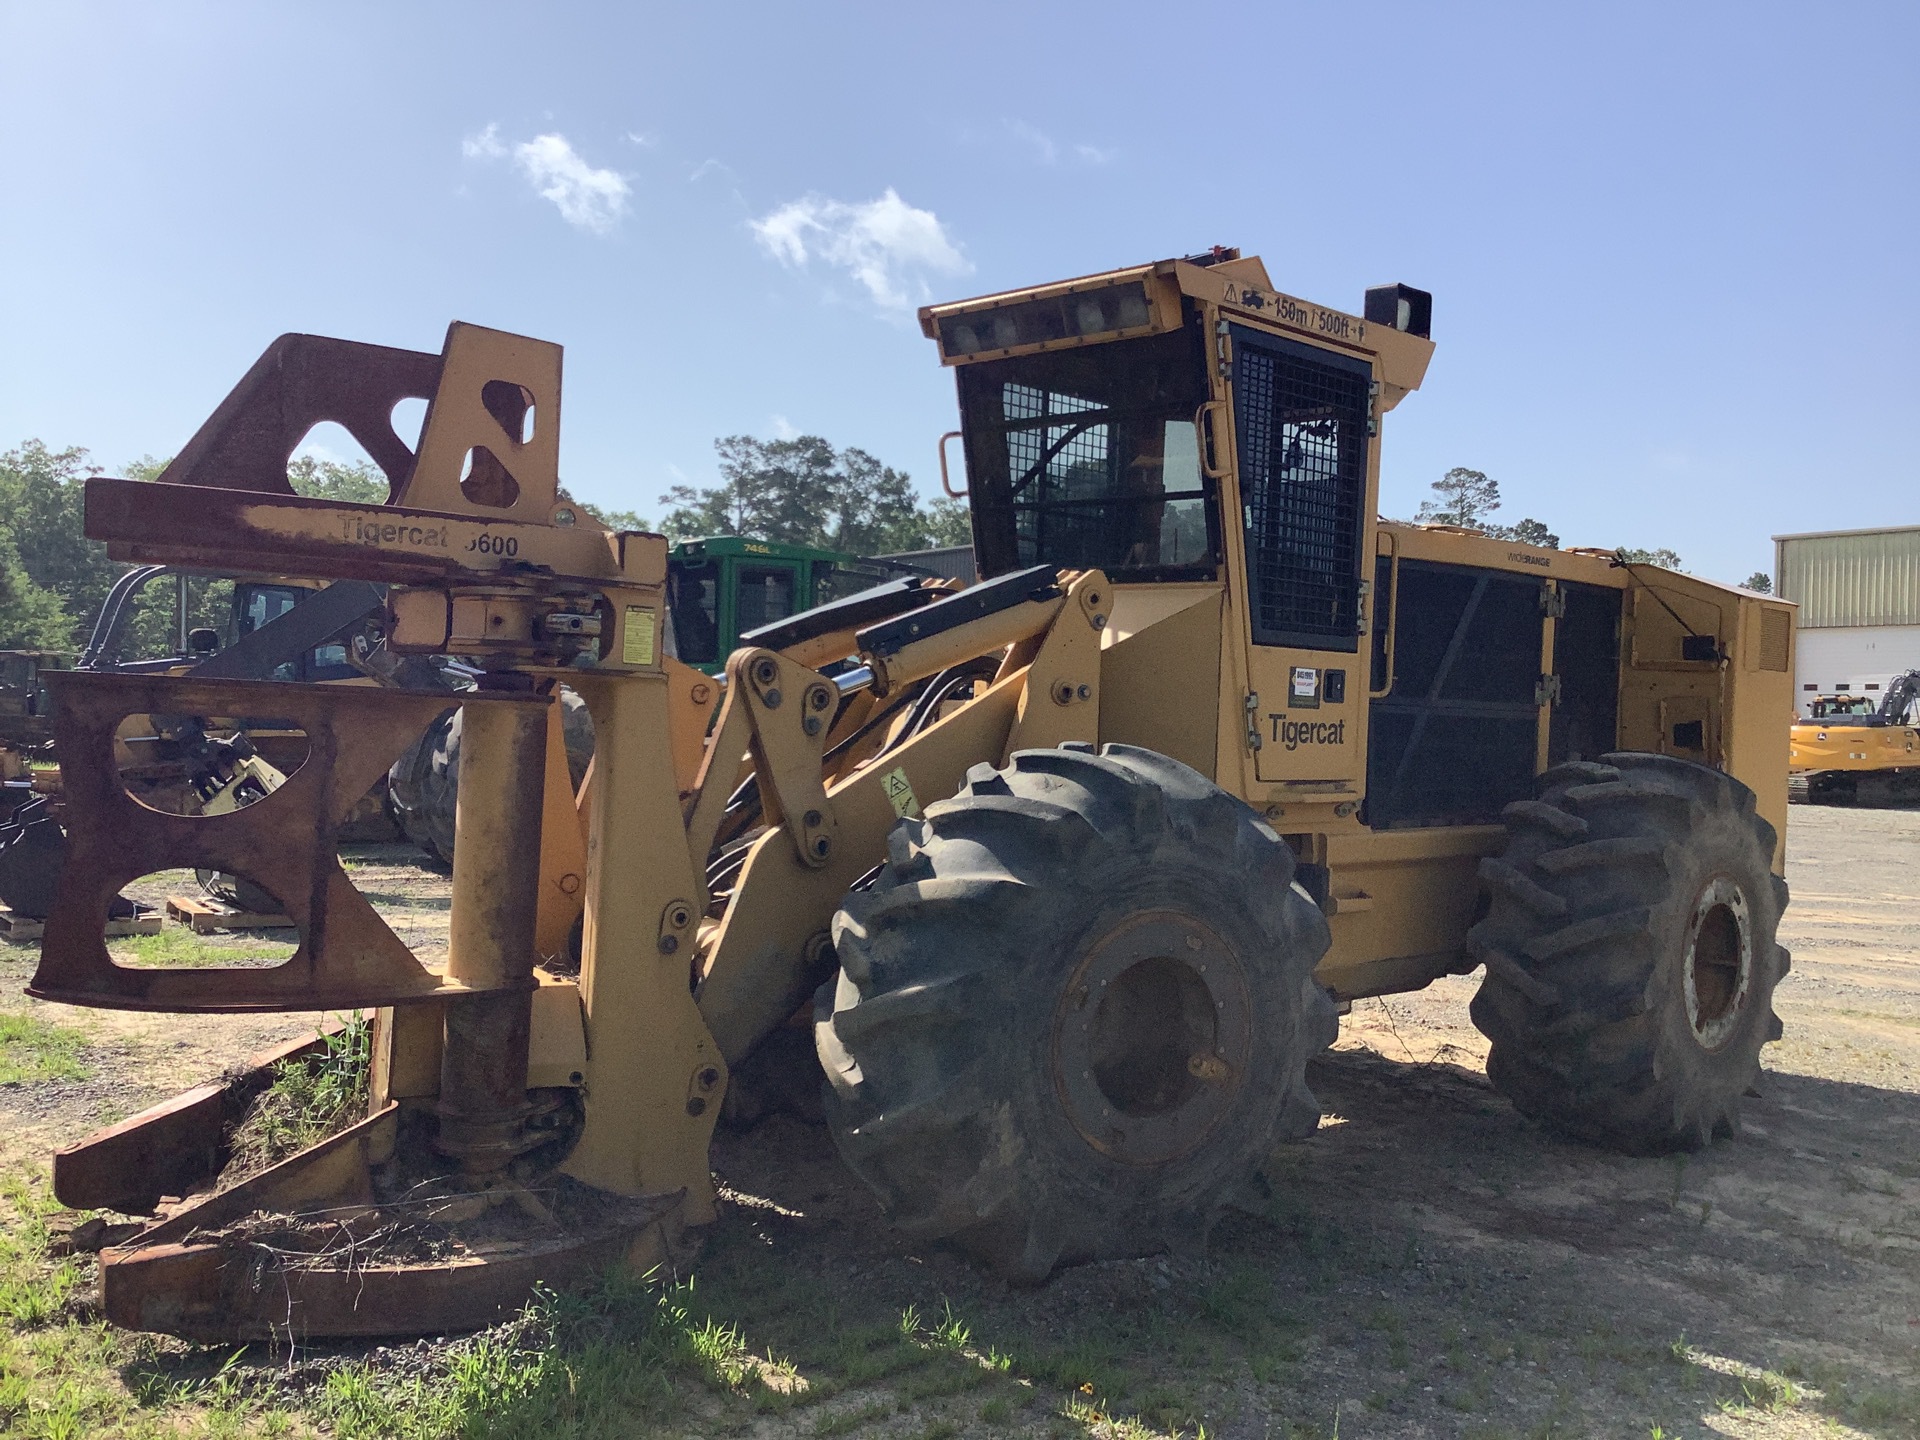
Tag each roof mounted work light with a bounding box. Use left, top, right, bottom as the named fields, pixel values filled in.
left=1364, top=283, right=1433, bottom=339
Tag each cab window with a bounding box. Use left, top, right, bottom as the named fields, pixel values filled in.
left=736, top=565, right=797, bottom=634
left=959, top=326, right=1215, bottom=581
left=669, top=561, right=721, bottom=665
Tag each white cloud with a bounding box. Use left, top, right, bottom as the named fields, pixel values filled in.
left=770, top=414, right=798, bottom=440
left=750, top=188, right=970, bottom=310
left=513, top=134, right=630, bottom=233
left=1005, top=119, right=1059, bottom=165
left=1002, top=120, right=1114, bottom=167
left=462, top=124, right=631, bottom=234
left=462, top=123, right=507, bottom=161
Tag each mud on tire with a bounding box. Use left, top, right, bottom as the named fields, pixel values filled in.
left=815, top=743, right=1337, bottom=1282
left=1468, top=752, right=1789, bottom=1153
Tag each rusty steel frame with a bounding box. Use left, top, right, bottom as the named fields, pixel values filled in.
left=31, top=671, right=546, bottom=1012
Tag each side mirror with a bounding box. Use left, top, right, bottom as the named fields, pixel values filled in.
left=187, top=627, right=221, bottom=656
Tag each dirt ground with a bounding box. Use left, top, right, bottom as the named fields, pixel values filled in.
left=1, top=809, right=1916, bottom=1438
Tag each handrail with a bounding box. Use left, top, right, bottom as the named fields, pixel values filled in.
left=937, top=431, right=966, bottom=498
left=1369, top=529, right=1401, bottom=699
left=1194, top=401, right=1230, bottom=479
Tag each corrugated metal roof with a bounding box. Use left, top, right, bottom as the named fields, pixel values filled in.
left=1774, top=526, right=1920, bottom=628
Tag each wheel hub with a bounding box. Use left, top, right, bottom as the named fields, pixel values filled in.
left=1683, top=876, right=1753, bottom=1051
left=1050, top=910, right=1251, bottom=1166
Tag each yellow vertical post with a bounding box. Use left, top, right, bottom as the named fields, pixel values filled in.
left=437, top=690, right=548, bottom=1171
left=560, top=671, right=723, bottom=1221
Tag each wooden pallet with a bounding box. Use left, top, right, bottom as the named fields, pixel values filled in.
left=165, top=895, right=296, bottom=933
left=0, top=904, right=162, bottom=943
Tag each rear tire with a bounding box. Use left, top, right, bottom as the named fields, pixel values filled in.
left=388, top=690, right=595, bottom=866
left=816, top=743, right=1336, bottom=1281
left=1468, top=752, right=1789, bottom=1153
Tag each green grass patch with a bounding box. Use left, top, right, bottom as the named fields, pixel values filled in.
left=0, top=1014, right=89, bottom=1085
left=109, top=925, right=294, bottom=970
left=227, top=1018, right=371, bottom=1175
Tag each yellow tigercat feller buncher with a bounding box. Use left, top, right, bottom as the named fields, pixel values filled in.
left=1788, top=673, right=1920, bottom=804
left=33, top=249, right=1797, bottom=1341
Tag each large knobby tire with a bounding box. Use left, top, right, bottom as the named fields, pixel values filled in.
left=815, top=743, right=1336, bottom=1282
left=388, top=689, right=595, bottom=865
left=1468, top=752, right=1789, bottom=1153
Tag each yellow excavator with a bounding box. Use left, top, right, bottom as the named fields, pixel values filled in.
left=1789, top=671, right=1920, bottom=804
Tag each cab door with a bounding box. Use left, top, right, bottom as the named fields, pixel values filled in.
left=1227, top=325, right=1373, bottom=790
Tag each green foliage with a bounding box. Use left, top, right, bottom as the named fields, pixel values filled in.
left=0, top=442, right=120, bottom=643
left=0, top=444, right=410, bottom=665
left=579, top=499, right=652, bottom=532
left=1743, top=570, right=1772, bottom=593
left=1505, top=516, right=1560, bottom=549
left=287, top=454, right=390, bottom=504
left=0, top=1014, right=90, bottom=1086
left=1617, top=546, right=1684, bottom=570
left=664, top=435, right=963, bottom=555
left=0, top=543, right=71, bottom=650
left=0, top=441, right=232, bottom=661
left=1416, top=467, right=1500, bottom=528
left=227, top=1016, right=372, bottom=1174
left=922, top=497, right=973, bottom=548
left=1414, top=467, right=1558, bottom=548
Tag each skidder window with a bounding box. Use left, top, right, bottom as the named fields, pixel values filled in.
left=960, top=327, right=1216, bottom=581
left=1232, top=327, right=1372, bottom=652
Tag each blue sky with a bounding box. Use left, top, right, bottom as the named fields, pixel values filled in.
left=2, top=2, right=1914, bottom=584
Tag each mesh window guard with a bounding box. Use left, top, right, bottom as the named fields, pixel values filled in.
left=1232, top=328, right=1372, bottom=651
left=956, top=326, right=1216, bottom=582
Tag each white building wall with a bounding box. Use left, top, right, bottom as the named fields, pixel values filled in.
left=1794, top=624, right=1920, bottom=715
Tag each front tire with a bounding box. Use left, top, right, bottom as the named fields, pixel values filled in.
left=1468, top=753, right=1789, bottom=1152
left=815, top=744, right=1336, bottom=1281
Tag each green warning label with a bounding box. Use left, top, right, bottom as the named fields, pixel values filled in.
left=881, top=766, right=920, bottom=819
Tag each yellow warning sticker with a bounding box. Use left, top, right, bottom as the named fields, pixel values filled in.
left=881, top=765, right=920, bottom=819
left=622, top=607, right=656, bottom=666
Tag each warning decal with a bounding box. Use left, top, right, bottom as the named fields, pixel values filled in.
left=622, top=607, right=657, bottom=666
left=881, top=766, right=921, bottom=819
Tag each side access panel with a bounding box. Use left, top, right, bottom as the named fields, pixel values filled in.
left=1096, top=587, right=1222, bottom=776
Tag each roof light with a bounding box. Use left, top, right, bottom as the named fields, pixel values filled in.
left=938, top=280, right=1156, bottom=359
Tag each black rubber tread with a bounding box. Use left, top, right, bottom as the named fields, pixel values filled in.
left=1468, top=751, right=1789, bottom=1153
left=387, top=689, right=595, bottom=866
left=816, top=743, right=1336, bottom=1281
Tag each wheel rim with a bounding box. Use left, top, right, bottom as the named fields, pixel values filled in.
left=1049, top=910, right=1252, bottom=1167
left=1683, top=876, right=1753, bottom=1051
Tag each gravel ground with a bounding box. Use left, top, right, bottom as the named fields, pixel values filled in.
left=0, top=808, right=1915, bottom=1438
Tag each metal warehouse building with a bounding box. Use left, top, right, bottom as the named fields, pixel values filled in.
left=1773, top=524, right=1920, bottom=716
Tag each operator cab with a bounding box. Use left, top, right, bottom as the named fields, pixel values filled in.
left=1807, top=694, right=1879, bottom=721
